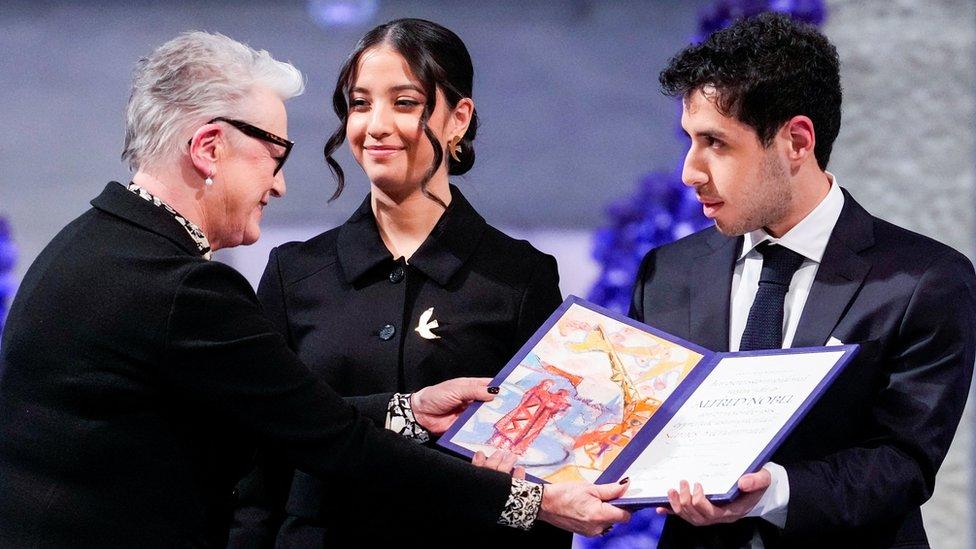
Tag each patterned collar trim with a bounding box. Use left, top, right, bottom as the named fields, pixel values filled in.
left=126, top=183, right=212, bottom=260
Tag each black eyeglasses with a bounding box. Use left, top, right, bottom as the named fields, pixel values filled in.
left=189, top=117, right=294, bottom=175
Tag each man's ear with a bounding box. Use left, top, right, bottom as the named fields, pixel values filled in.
left=783, top=115, right=816, bottom=168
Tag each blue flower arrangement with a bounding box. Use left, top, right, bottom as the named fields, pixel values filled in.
left=582, top=0, right=825, bottom=545
left=0, top=216, right=17, bottom=341
left=586, top=165, right=710, bottom=314
left=698, top=0, right=825, bottom=39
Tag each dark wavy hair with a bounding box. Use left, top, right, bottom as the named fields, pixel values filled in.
left=659, top=12, right=842, bottom=169
left=324, top=18, right=478, bottom=205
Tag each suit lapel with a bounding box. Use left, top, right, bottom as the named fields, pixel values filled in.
left=689, top=230, right=739, bottom=352
left=791, top=190, right=875, bottom=347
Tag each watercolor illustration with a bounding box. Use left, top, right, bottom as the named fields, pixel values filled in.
left=447, top=302, right=703, bottom=482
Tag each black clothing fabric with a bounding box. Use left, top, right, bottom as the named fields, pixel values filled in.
left=631, top=190, right=976, bottom=548
left=0, top=182, right=513, bottom=548
left=229, top=186, right=570, bottom=547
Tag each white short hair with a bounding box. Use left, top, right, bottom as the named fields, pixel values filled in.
left=122, top=31, right=305, bottom=171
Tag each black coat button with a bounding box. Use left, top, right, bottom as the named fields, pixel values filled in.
left=378, top=324, right=396, bottom=340
left=389, top=266, right=405, bottom=283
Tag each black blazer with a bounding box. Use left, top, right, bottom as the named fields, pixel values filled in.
left=229, top=186, right=570, bottom=546
left=0, top=183, right=513, bottom=548
left=630, top=189, right=976, bottom=548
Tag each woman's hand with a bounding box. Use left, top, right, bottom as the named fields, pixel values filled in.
left=410, top=377, right=497, bottom=435
left=472, top=449, right=525, bottom=479
left=538, top=479, right=632, bottom=537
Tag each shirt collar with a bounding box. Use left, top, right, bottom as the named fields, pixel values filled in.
left=739, top=171, right=844, bottom=263
left=126, top=183, right=212, bottom=260
left=336, top=184, right=488, bottom=286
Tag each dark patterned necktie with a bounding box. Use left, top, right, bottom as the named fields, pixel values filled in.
left=739, top=242, right=805, bottom=351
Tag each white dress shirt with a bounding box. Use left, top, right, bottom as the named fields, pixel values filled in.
left=733, top=174, right=844, bottom=530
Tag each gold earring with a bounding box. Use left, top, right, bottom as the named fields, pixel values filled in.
left=448, top=136, right=462, bottom=162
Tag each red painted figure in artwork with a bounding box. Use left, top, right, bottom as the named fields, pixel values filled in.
left=489, top=379, right=572, bottom=455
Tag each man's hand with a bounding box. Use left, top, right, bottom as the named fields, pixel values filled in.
left=537, top=480, right=632, bottom=537
left=655, top=469, right=771, bottom=525
left=410, top=377, right=497, bottom=435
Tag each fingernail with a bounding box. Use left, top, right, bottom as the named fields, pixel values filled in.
left=487, top=386, right=500, bottom=394
left=618, top=477, right=629, bottom=485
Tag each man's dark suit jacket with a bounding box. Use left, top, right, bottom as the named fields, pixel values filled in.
left=630, top=189, right=976, bottom=548
left=0, top=183, right=512, bottom=548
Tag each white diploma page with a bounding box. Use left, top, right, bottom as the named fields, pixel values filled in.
left=620, top=349, right=847, bottom=502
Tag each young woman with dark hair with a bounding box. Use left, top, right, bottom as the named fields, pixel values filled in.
left=229, top=19, right=573, bottom=547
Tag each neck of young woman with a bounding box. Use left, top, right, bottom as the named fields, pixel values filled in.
left=371, top=175, right=452, bottom=261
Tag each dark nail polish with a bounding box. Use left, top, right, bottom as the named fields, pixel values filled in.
left=619, top=477, right=629, bottom=485
left=487, top=386, right=500, bottom=394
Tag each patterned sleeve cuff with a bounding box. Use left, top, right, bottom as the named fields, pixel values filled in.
left=385, top=393, right=431, bottom=444
left=497, top=477, right=543, bottom=531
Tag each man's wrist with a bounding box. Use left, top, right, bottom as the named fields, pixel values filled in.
left=745, top=462, right=789, bottom=528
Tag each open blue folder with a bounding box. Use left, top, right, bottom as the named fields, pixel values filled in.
left=438, top=296, right=858, bottom=508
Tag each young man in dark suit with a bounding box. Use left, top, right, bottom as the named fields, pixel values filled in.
left=630, top=13, right=976, bottom=548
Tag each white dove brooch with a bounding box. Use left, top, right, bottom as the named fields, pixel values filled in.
left=415, top=307, right=441, bottom=340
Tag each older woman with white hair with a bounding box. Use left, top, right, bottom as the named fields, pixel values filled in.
left=0, top=32, right=629, bottom=548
